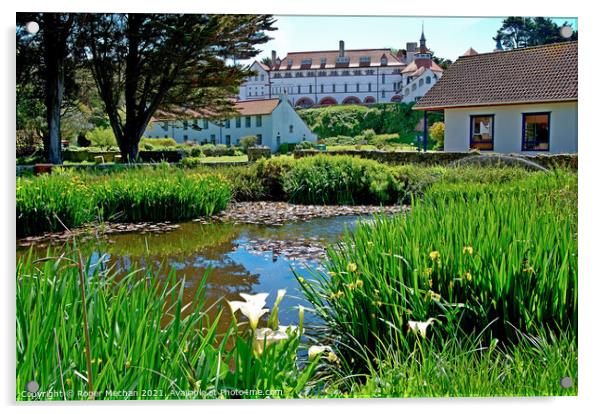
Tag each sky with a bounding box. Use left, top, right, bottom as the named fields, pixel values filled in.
left=241, top=15, right=578, bottom=64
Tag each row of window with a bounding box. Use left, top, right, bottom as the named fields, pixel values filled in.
left=271, top=69, right=401, bottom=79
left=269, top=81, right=402, bottom=95
left=403, top=76, right=434, bottom=95
left=161, top=115, right=263, bottom=131
left=180, top=134, right=265, bottom=146
left=469, top=113, right=551, bottom=151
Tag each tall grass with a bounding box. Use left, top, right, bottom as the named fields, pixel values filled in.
left=298, top=171, right=577, bottom=367
left=16, top=166, right=231, bottom=237
left=16, top=249, right=316, bottom=400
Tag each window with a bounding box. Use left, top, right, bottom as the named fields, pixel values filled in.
left=335, top=56, right=350, bottom=64
left=235, top=117, right=241, bottom=128
left=366, top=69, right=374, bottom=75
left=257, top=134, right=262, bottom=145
left=320, top=84, right=324, bottom=93
left=245, top=116, right=251, bottom=128
left=368, top=83, right=372, bottom=92
left=301, top=58, right=312, bottom=65
left=330, top=71, right=338, bottom=76
left=342, top=70, right=350, bottom=76
left=225, top=120, right=231, bottom=128
left=307, top=71, right=315, bottom=77
left=405, top=88, right=410, bottom=96
left=284, top=73, right=292, bottom=78
left=287, top=59, right=293, bottom=65
left=210, top=134, right=216, bottom=144
left=522, top=113, right=550, bottom=151
left=256, top=115, right=262, bottom=127
left=381, top=90, right=385, bottom=98
left=260, top=74, right=265, bottom=81
left=332, top=84, right=336, bottom=93
left=183, top=135, right=188, bottom=142
left=412, top=84, right=417, bottom=91
left=309, top=84, right=312, bottom=93
left=381, top=73, right=385, bottom=83
left=225, top=135, right=231, bottom=145
left=470, top=115, right=494, bottom=151
left=297, top=85, right=301, bottom=94
left=419, top=79, right=424, bottom=87
left=192, top=119, right=198, bottom=129
left=289, top=125, right=294, bottom=133
left=426, top=76, right=431, bottom=84
left=318, top=71, right=327, bottom=77
left=359, top=56, right=371, bottom=65
left=356, top=83, right=360, bottom=92
left=344, top=83, right=348, bottom=93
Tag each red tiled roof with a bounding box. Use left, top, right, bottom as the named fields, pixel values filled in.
left=401, top=58, right=444, bottom=76
left=462, top=47, right=479, bottom=56
left=273, top=48, right=405, bottom=70
left=153, top=98, right=280, bottom=121
left=257, top=61, right=270, bottom=71
left=414, top=41, right=578, bottom=110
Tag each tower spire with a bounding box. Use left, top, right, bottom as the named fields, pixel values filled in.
left=419, top=22, right=427, bottom=54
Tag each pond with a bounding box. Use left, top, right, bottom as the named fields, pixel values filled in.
left=17, top=215, right=370, bottom=333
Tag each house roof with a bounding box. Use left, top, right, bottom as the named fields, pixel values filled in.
left=255, top=61, right=271, bottom=71
left=402, top=58, right=444, bottom=76
left=152, top=98, right=280, bottom=121
left=273, top=48, right=406, bottom=70
left=414, top=41, right=578, bottom=110
left=462, top=47, right=479, bottom=56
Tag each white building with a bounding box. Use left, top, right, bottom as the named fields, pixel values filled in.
left=414, top=42, right=578, bottom=154
left=240, top=30, right=443, bottom=107
left=145, top=95, right=317, bottom=152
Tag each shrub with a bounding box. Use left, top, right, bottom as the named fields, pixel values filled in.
left=429, top=122, right=445, bottom=149
left=16, top=130, right=43, bottom=156
left=85, top=127, right=117, bottom=148
left=361, top=129, right=377, bottom=142
left=140, top=137, right=177, bottom=147
left=190, top=145, right=203, bottom=157
left=181, top=156, right=205, bottom=168
left=239, top=135, right=257, bottom=153
left=283, top=155, right=399, bottom=205
left=201, top=144, right=237, bottom=157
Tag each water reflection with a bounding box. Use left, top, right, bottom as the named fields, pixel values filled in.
left=17, top=216, right=365, bottom=333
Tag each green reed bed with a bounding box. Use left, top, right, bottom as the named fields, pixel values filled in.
left=16, top=250, right=317, bottom=400
left=298, top=171, right=577, bottom=372
left=16, top=166, right=231, bottom=237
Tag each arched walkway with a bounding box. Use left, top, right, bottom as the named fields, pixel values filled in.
left=364, top=96, right=376, bottom=104
left=295, top=97, right=315, bottom=108
left=390, top=95, right=402, bottom=102
left=342, top=96, right=361, bottom=105
left=319, top=96, right=338, bottom=106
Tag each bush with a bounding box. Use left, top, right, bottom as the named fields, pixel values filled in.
left=140, top=137, right=177, bottom=147
left=283, top=155, right=400, bottom=205
left=16, top=130, right=43, bottom=157
left=181, top=156, right=205, bottom=168
left=239, top=135, right=257, bottom=153
left=201, top=144, right=237, bottom=157
left=429, top=122, right=445, bottom=149
left=278, top=142, right=297, bottom=154
left=85, top=127, right=117, bottom=148
left=190, top=145, right=203, bottom=157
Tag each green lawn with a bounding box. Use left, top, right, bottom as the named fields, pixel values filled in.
left=201, top=155, right=248, bottom=163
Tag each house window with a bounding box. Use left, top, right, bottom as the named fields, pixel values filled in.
left=257, top=134, right=263, bottom=145
left=260, top=74, right=265, bottom=81
left=210, top=134, right=216, bottom=144
left=235, top=117, right=241, bottom=128
left=522, top=113, right=550, bottom=151
left=203, top=119, right=209, bottom=129
left=344, top=84, right=348, bottom=93
left=381, top=73, right=385, bottom=83
left=470, top=115, right=494, bottom=151
left=320, top=84, right=324, bottom=93
left=426, top=76, right=431, bottom=84
left=183, top=120, right=188, bottom=130
left=332, top=84, right=336, bottom=93
left=289, top=125, right=294, bottom=133
left=193, top=120, right=199, bottom=129
left=356, top=83, right=360, bottom=92
left=225, top=119, right=231, bottom=128
left=368, top=83, right=372, bottom=92
left=161, top=122, right=168, bottom=131
left=381, top=90, right=385, bottom=98
left=309, top=84, right=313, bottom=93
left=225, top=135, right=231, bottom=145
left=419, top=79, right=424, bottom=87
left=183, top=135, right=188, bottom=142
left=381, top=57, right=388, bottom=65
left=245, top=116, right=251, bottom=128
left=256, top=115, right=262, bottom=127
left=298, top=85, right=301, bottom=94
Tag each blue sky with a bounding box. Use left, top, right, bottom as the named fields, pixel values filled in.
left=243, top=15, right=578, bottom=64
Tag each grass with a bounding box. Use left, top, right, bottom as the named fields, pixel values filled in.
left=16, top=249, right=317, bottom=400
left=16, top=165, right=231, bottom=237
left=200, top=155, right=248, bottom=163
left=298, top=170, right=577, bottom=381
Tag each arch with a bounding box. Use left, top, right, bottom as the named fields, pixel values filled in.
left=412, top=84, right=417, bottom=91
left=426, top=76, right=431, bottom=84
left=390, top=95, right=402, bottom=103
left=319, top=96, right=338, bottom=106
left=405, top=88, right=410, bottom=96
left=342, top=96, right=361, bottom=105
left=295, top=97, right=315, bottom=108
left=419, top=78, right=424, bottom=87
left=364, top=96, right=376, bottom=104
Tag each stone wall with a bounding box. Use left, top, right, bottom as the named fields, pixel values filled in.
left=293, top=149, right=578, bottom=170
left=248, top=147, right=272, bottom=162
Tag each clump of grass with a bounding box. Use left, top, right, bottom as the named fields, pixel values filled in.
left=283, top=155, right=399, bottom=205
left=299, top=171, right=577, bottom=366
left=16, top=166, right=231, bottom=236
left=16, top=249, right=317, bottom=400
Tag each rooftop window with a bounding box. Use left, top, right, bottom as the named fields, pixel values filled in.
left=335, top=56, right=350, bottom=64
left=301, top=58, right=312, bottom=65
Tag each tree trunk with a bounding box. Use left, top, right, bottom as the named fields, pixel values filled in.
left=42, top=18, right=65, bottom=164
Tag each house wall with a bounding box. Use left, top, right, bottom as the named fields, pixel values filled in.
left=443, top=102, right=578, bottom=153
left=268, top=99, right=318, bottom=151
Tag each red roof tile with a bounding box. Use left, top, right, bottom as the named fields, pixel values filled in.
left=273, top=48, right=405, bottom=70
left=414, top=41, right=578, bottom=110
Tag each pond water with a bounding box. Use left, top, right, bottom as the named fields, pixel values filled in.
left=17, top=215, right=368, bottom=333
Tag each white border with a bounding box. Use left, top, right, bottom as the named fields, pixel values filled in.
left=2, top=1, right=600, bottom=413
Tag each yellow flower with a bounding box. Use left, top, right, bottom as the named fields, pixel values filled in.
left=355, top=279, right=364, bottom=288
left=125, top=360, right=131, bottom=369
left=523, top=266, right=534, bottom=274
left=428, top=279, right=433, bottom=288
left=346, top=262, right=358, bottom=273
left=327, top=351, right=339, bottom=364
left=425, top=267, right=433, bottom=276
left=65, top=378, right=73, bottom=387
left=463, top=246, right=474, bottom=255
left=464, top=272, right=472, bottom=282
left=347, top=282, right=356, bottom=290
left=329, top=290, right=344, bottom=300
left=429, top=251, right=440, bottom=261
left=429, top=291, right=441, bottom=301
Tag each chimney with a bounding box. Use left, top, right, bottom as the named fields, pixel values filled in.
left=339, top=40, right=345, bottom=57
left=271, top=50, right=277, bottom=67
left=406, top=42, right=417, bottom=53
